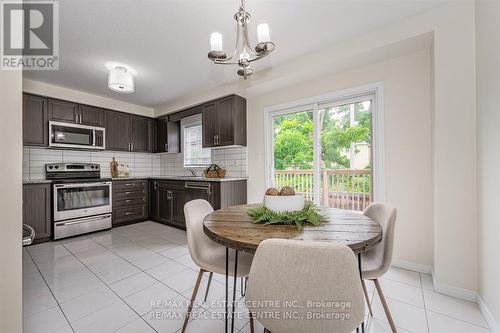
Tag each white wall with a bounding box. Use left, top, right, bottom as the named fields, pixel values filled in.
left=154, top=3, right=478, bottom=292
left=248, top=50, right=433, bottom=267
left=476, top=0, right=500, bottom=329
left=0, top=70, right=23, bottom=332
left=23, top=79, right=154, bottom=117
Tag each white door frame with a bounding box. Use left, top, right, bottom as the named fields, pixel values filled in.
left=263, top=82, right=386, bottom=204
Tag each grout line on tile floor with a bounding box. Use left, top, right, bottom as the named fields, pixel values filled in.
left=25, top=247, right=76, bottom=333
left=420, top=273, right=432, bottom=333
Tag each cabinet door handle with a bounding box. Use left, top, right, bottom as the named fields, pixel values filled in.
left=131, top=142, right=134, bottom=151
left=125, top=212, right=133, bottom=215
left=154, top=181, right=158, bottom=190
left=213, top=136, right=216, bottom=146
left=165, top=143, right=168, bottom=151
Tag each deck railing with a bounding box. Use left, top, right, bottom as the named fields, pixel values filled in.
left=273, top=169, right=372, bottom=211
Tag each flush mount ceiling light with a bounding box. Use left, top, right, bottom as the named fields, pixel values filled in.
left=108, top=66, right=134, bottom=93
left=208, top=0, right=275, bottom=79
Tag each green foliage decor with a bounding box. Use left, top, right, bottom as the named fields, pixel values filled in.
left=247, top=201, right=327, bottom=230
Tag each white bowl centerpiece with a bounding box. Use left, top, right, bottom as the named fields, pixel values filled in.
left=263, top=186, right=305, bottom=213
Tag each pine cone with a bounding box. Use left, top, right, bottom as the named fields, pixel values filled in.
left=265, top=187, right=280, bottom=196
left=280, top=186, right=296, bottom=196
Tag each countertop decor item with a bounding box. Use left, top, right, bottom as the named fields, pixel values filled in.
left=207, top=0, right=275, bottom=79
left=110, top=157, right=118, bottom=178
left=247, top=201, right=326, bottom=231
left=116, top=163, right=130, bottom=178
left=203, top=164, right=226, bottom=178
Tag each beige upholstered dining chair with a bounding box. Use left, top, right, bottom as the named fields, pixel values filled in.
left=361, top=202, right=398, bottom=333
left=245, top=239, right=365, bottom=333
left=182, top=199, right=254, bottom=333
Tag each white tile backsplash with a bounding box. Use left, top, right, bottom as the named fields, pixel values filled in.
left=23, top=146, right=246, bottom=180
left=159, top=146, right=247, bottom=178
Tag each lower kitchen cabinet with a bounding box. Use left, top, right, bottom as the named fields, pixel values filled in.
left=23, top=183, right=51, bottom=243
left=149, top=179, right=247, bottom=229
left=150, top=180, right=185, bottom=228
left=112, top=179, right=149, bottom=226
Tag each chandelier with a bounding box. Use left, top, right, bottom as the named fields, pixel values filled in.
left=208, top=0, right=275, bottom=79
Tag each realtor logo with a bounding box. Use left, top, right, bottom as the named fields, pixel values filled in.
left=1, top=1, right=59, bottom=70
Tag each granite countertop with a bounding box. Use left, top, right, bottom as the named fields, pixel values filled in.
left=112, top=176, right=247, bottom=182
left=23, top=179, right=53, bottom=184
left=24, top=176, right=247, bottom=184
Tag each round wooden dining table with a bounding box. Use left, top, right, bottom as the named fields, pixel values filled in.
left=203, top=203, right=383, bottom=333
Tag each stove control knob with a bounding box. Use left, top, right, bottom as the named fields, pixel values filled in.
left=54, top=165, right=59, bottom=169
left=48, top=166, right=53, bottom=169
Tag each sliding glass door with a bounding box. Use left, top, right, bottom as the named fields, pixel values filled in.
left=269, top=92, right=375, bottom=211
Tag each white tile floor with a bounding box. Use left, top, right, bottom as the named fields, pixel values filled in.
left=23, top=221, right=491, bottom=333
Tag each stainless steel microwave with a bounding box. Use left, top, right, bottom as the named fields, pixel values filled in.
left=49, top=121, right=105, bottom=150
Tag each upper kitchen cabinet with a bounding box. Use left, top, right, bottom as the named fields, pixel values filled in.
left=105, top=111, right=153, bottom=152
left=154, top=116, right=180, bottom=153
left=202, top=95, right=246, bottom=148
left=23, top=93, right=48, bottom=147
left=78, top=104, right=104, bottom=127
left=105, top=110, right=131, bottom=151
left=130, top=115, right=153, bottom=152
left=48, top=98, right=79, bottom=123
left=49, top=98, right=104, bottom=126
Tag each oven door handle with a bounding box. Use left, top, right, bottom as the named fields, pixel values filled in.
left=55, top=214, right=112, bottom=226
left=54, top=181, right=112, bottom=189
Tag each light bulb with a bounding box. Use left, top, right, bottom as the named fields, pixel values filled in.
left=210, top=32, right=223, bottom=52
left=257, top=23, right=270, bottom=43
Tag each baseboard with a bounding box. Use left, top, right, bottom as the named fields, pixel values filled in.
left=431, top=268, right=477, bottom=302
left=392, top=259, right=432, bottom=274
left=477, top=295, right=500, bottom=333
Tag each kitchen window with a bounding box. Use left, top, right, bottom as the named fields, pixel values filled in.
left=182, top=115, right=211, bottom=167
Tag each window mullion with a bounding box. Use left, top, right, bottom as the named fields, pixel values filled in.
left=312, top=103, right=321, bottom=205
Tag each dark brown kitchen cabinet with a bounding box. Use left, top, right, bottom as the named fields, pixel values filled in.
left=23, top=183, right=51, bottom=243
left=149, top=179, right=247, bottom=230
left=78, top=105, right=104, bottom=127
left=130, top=116, right=153, bottom=152
left=105, top=111, right=153, bottom=152
left=48, top=98, right=79, bottom=123
left=150, top=180, right=185, bottom=228
left=105, top=110, right=131, bottom=151
left=202, top=95, right=246, bottom=148
left=202, top=102, right=218, bottom=148
left=23, top=94, right=48, bottom=147
left=155, top=117, right=180, bottom=153
left=112, top=179, right=148, bottom=226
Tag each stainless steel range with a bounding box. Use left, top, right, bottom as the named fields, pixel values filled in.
left=46, top=163, right=112, bottom=240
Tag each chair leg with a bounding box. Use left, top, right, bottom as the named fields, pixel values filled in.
left=204, top=272, right=213, bottom=303
left=181, top=269, right=204, bottom=333
left=373, top=279, right=397, bottom=333
left=361, top=279, right=373, bottom=316
left=249, top=311, right=255, bottom=333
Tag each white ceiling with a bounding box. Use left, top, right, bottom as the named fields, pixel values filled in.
left=23, top=0, right=447, bottom=107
